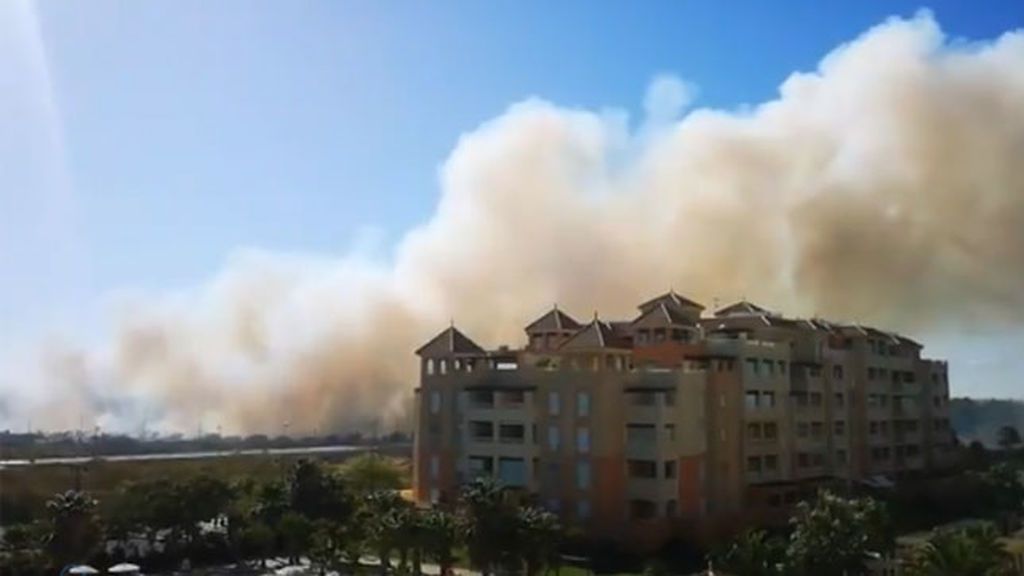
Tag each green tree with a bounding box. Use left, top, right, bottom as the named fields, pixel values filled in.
left=905, top=524, right=1012, bottom=576
left=998, top=426, right=1022, bottom=451
left=340, top=453, right=406, bottom=494
left=309, top=521, right=344, bottom=576
left=421, top=508, right=460, bottom=576
left=516, top=505, right=562, bottom=576
left=714, top=529, right=787, bottom=576
left=240, top=522, right=276, bottom=568
left=1, top=523, right=47, bottom=576
left=289, top=459, right=354, bottom=521
left=43, top=490, right=103, bottom=570
left=460, top=477, right=518, bottom=576
left=279, top=512, right=314, bottom=565
left=977, top=463, right=1024, bottom=533
left=786, top=491, right=891, bottom=576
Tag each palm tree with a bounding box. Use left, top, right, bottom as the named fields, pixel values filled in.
left=713, top=529, right=786, bottom=576
left=459, top=477, right=516, bottom=576
left=44, top=490, right=103, bottom=571
left=421, top=508, right=460, bottom=576
left=905, top=524, right=1012, bottom=576
left=515, top=505, right=562, bottom=576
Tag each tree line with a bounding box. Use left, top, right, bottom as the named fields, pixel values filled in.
left=0, top=454, right=559, bottom=576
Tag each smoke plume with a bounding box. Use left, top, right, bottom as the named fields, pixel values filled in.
left=11, top=13, right=1024, bottom=434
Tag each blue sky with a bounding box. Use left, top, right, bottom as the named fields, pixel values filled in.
left=2, top=1, right=1024, bottom=403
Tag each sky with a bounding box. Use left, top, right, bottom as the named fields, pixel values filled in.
left=2, top=1, right=1024, bottom=431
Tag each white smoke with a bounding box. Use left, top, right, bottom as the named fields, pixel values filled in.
left=8, top=12, right=1024, bottom=433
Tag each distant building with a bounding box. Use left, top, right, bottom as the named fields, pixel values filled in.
left=412, top=292, right=955, bottom=548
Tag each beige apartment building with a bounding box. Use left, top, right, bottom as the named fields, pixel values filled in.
left=412, top=292, right=955, bottom=548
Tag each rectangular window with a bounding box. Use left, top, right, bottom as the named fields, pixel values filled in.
left=763, top=359, right=774, bottom=375
left=764, top=454, right=778, bottom=471
left=430, top=391, right=442, bottom=414
left=548, top=392, right=561, bottom=416
left=745, top=391, right=759, bottom=409
left=468, top=456, right=493, bottom=475
left=870, top=421, right=879, bottom=435
left=811, top=422, right=824, bottom=438
left=664, top=391, right=676, bottom=406
left=747, top=422, right=762, bottom=440
left=833, top=365, right=844, bottom=379
left=577, top=499, right=591, bottom=519
left=747, top=358, right=759, bottom=374
left=430, top=455, right=440, bottom=480
left=798, top=453, right=810, bottom=468
left=630, top=391, right=657, bottom=406
left=548, top=425, right=560, bottom=450
left=626, top=423, right=657, bottom=446
left=497, top=457, right=526, bottom=487
left=629, top=499, right=657, bottom=520
left=810, top=393, right=823, bottom=406
left=666, top=500, right=678, bottom=518
left=836, top=450, right=847, bottom=465
left=576, top=427, right=591, bottom=453
left=627, top=459, right=658, bottom=479
left=664, top=423, right=676, bottom=441
left=576, top=391, right=591, bottom=417
left=763, top=392, right=776, bottom=407
left=834, top=393, right=845, bottom=407
left=797, top=422, right=809, bottom=438
left=747, top=456, right=762, bottom=473
left=834, top=421, right=846, bottom=436
left=576, top=460, right=591, bottom=490
left=664, top=461, right=677, bottom=479
left=469, top=420, right=494, bottom=442
left=764, top=422, right=778, bottom=440
left=778, top=360, right=787, bottom=375
left=498, top=423, right=525, bottom=444
left=469, top=390, right=494, bottom=408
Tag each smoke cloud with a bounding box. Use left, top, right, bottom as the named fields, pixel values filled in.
left=10, top=12, right=1024, bottom=434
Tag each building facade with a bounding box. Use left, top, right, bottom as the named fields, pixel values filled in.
left=412, top=292, right=955, bottom=548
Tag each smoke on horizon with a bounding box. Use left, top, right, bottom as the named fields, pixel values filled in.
left=8, top=12, right=1024, bottom=434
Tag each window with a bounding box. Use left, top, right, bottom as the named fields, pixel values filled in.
left=834, top=421, right=846, bottom=436
left=763, top=359, right=775, bottom=375
left=629, top=499, right=657, bottom=520
left=548, top=392, right=561, bottom=416
left=870, top=421, right=879, bottom=435
left=627, top=460, right=658, bottom=479
left=797, top=422, right=809, bottom=438
left=747, top=423, right=762, bottom=440
left=834, top=393, right=845, bottom=407
left=810, top=392, right=823, bottom=406
left=747, top=456, right=762, bottom=473
left=664, top=424, right=676, bottom=441
left=497, top=457, right=526, bottom=487
left=812, top=453, right=824, bottom=467
left=469, top=390, right=494, bottom=408
left=430, top=391, right=442, bottom=414
left=430, top=455, right=440, bottom=480
left=747, top=358, right=759, bottom=374
left=498, top=423, right=525, bottom=444
left=429, top=488, right=440, bottom=504
left=577, top=499, right=591, bottom=520
left=469, top=420, right=493, bottom=442
left=664, top=391, right=676, bottom=406
left=798, top=453, right=810, bottom=468
left=439, top=359, right=447, bottom=375
left=548, top=426, right=560, bottom=450
left=576, top=427, right=591, bottom=453
left=745, top=391, right=760, bottom=409
left=626, top=424, right=657, bottom=446
left=666, top=500, right=678, bottom=518
left=576, top=460, right=591, bottom=490
left=835, top=450, right=847, bottom=465
left=664, top=461, right=677, bottom=479
left=630, top=392, right=657, bottom=406
left=426, top=359, right=435, bottom=375
left=811, top=422, right=824, bottom=438
left=832, top=365, right=844, bottom=379
left=764, top=454, right=778, bottom=471
left=576, top=391, right=591, bottom=417
left=763, top=392, right=776, bottom=407
left=502, top=390, right=525, bottom=405
left=764, top=422, right=778, bottom=440
left=778, top=360, right=787, bottom=375
left=468, top=456, right=493, bottom=475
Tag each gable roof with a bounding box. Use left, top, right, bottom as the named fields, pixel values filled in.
left=525, top=306, right=582, bottom=333
left=415, top=326, right=486, bottom=357
left=631, top=302, right=696, bottom=329
left=637, top=290, right=705, bottom=313
left=559, top=318, right=630, bottom=351
left=714, top=300, right=775, bottom=318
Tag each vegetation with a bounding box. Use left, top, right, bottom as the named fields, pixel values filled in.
left=0, top=458, right=566, bottom=576
left=905, top=524, right=1012, bottom=576
left=950, top=398, right=1024, bottom=447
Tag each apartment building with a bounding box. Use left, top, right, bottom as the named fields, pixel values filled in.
left=412, top=292, right=955, bottom=548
